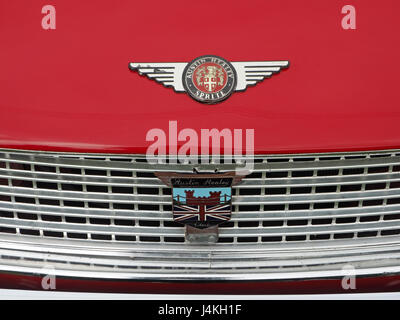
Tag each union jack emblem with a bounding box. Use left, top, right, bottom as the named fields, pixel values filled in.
left=155, top=171, right=246, bottom=230
left=173, top=190, right=232, bottom=226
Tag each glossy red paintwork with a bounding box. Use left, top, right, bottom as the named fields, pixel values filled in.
left=0, top=0, right=399, bottom=154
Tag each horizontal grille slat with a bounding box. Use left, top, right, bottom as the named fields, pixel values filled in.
left=233, top=189, right=400, bottom=204
left=2, top=200, right=400, bottom=221
left=0, top=169, right=162, bottom=187
left=0, top=185, right=171, bottom=204
left=2, top=168, right=400, bottom=188
left=1, top=184, right=400, bottom=205
left=239, top=173, right=400, bottom=187
left=1, top=216, right=397, bottom=237
left=0, top=201, right=170, bottom=220
left=0, top=217, right=181, bottom=236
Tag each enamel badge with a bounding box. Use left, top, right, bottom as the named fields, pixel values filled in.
left=129, top=55, right=289, bottom=104
left=155, top=171, right=246, bottom=243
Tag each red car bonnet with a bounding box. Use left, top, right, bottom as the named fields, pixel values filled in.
left=0, top=0, right=399, bottom=154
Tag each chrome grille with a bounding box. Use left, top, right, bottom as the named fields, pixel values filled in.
left=0, top=148, right=400, bottom=280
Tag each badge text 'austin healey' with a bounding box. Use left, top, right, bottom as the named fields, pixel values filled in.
left=129, top=55, right=289, bottom=104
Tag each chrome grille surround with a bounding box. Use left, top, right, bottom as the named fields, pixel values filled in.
left=0, top=148, right=400, bottom=281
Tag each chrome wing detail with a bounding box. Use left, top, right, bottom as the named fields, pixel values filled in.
left=232, top=61, right=289, bottom=91
left=129, top=62, right=188, bottom=92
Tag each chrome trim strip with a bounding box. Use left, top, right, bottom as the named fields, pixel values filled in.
left=0, top=263, right=399, bottom=281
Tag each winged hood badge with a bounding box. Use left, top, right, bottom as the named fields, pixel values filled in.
left=129, top=55, right=289, bottom=104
